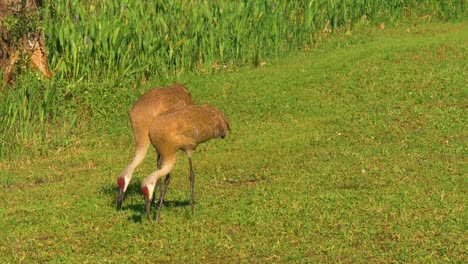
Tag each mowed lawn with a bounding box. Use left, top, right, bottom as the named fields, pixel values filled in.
left=0, top=22, right=466, bottom=262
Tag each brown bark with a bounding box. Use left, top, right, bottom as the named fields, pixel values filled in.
left=0, top=0, right=51, bottom=84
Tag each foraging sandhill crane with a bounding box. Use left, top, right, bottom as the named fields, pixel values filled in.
left=116, top=84, right=195, bottom=209
left=140, top=104, right=230, bottom=222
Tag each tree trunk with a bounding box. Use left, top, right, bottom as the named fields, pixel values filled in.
left=0, top=0, right=51, bottom=84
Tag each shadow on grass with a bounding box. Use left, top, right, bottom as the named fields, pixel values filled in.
left=127, top=200, right=192, bottom=223
left=100, top=181, right=142, bottom=206
left=100, top=181, right=192, bottom=222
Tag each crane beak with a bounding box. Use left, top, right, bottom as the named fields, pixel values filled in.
left=117, top=177, right=127, bottom=209
left=141, top=185, right=153, bottom=222
left=145, top=195, right=152, bottom=222
left=117, top=189, right=124, bottom=209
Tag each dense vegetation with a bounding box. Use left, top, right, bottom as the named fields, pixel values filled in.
left=43, top=0, right=466, bottom=82
left=0, top=0, right=465, bottom=158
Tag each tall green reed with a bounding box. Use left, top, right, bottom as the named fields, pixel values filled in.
left=42, top=0, right=465, bottom=84
left=1, top=0, right=464, bottom=159
left=0, top=75, right=77, bottom=159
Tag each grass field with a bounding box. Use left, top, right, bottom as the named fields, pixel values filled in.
left=0, top=21, right=467, bottom=262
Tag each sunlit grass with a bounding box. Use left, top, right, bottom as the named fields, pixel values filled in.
left=0, top=22, right=466, bottom=262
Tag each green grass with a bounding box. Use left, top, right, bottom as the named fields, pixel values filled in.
left=0, top=22, right=467, bottom=262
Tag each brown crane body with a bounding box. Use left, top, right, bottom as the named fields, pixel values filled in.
left=141, top=104, right=230, bottom=222
left=117, top=84, right=195, bottom=209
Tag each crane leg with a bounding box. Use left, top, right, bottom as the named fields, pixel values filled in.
left=156, top=152, right=162, bottom=169
left=189, top=157, right=195, bottom=215
left=152, top=152, right=163, bottom=205
left=155, top=173, right=171, bottom=222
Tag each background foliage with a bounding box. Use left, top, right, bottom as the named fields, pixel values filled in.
left=0, top=0, right=466, bottom=158
left=43, top=0, right=465, bottom=82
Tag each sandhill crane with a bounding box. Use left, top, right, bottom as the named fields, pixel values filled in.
left=140, top=104, right=230, bottom=222
left=117, top=84, right=195, bottom=209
